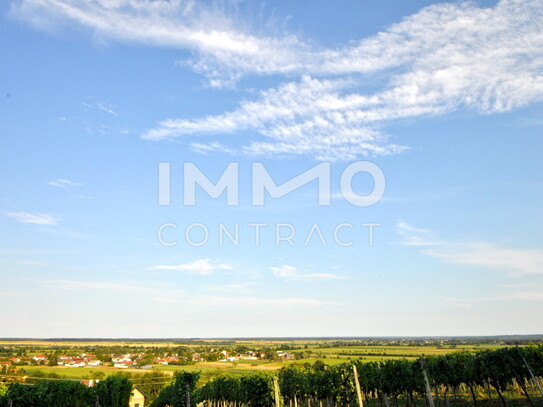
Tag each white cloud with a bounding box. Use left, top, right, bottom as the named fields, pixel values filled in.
left=149, top=259, right=232, bottom=275
left=82, top=99, right=119, bottom=116
left=396, top=221, right=543, bottom=276
left=48, top=178, right=82, bottom=188
left=271, top=264, right=343, bottom=280
left=189, top=141, right=235, bottom=155
left=143, top=0, right=543, bottom=160
left=9, top=0, right=304, bottom=80
left=6, top=211, right=60, bottom=226
left=11, top=0, right=543, bottom=160
left=395, top=221, right=444, bottom=247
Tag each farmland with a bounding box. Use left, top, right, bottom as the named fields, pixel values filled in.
left=1, top=340, right=543, bottom=407
left=0, top=337, right=536, bottom=380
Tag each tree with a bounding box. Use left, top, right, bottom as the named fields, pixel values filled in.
left=136, top=371, right=171, bottom=405
left=152, top=372, right=200, bottom=407
left=94, top=375, right=133, bottom=407
left=2, top=380, right=93, bottom=407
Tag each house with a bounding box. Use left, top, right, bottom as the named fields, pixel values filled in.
left=114, top=361, right=136, bottom=368
left=33, top=355, right=46, bottom=362
left=276, top=351, right=295, bottom=360
left=80, top=379, right=99, bottom=387
left=0, top=361, right=11, bottom=367
left=129, top=386, right=148, bottom=407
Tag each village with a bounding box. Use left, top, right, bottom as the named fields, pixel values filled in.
left=0, top=348, right=297, bottom=370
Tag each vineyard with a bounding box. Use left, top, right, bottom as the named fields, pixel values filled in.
left=1, top=345, right=542, bottom=407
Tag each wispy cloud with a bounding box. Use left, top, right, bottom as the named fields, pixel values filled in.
left=189, top=141, right=236, bottom=155
left=5, top=211, right=60, bottom=226
left=143, top=76, right=407, bottom=160
left=395, top=221, right=444, bottom=247
left=149, top=259, right=232, bottom=275
left=48, top=178, right=82, bottom=188
left=145, top=0, right=543, bottom=160
left=11, top=0, right=543, bottom=160
left=446, top=291, right=543, bottom=308
left=81, top=98, right=119, bottom=116
left=30, top=278, right=337, bottom=307
left=271, top=264, right=343, bottom=280
left=31, top=278, right=186, bottom=304
left=396, top=221, right=543, bottom=276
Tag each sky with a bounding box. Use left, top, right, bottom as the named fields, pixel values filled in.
left=1, top=0, right=543, bottom=338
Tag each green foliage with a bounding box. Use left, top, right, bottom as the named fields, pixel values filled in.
left=195, top=373, right=275, bottom=407
left=135, top=371, right=171, bottom=404
left=2, top=345, right=543, bottom=407
left=94, top=375, right=133, bottom=407
left=2, top=381, right=92, bottom=407
left=151, top=372, right=200, bottom=407
left=239, top=374, right=275, bottom=407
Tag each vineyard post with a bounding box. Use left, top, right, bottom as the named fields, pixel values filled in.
left=521, top=352, right=543, bottom=398
left=274, top=376, right=281, bottom=407
left=353, top=364, right=364, bottom=407
left=186, top=383, right=191, bottom=407
left=419, top=359, right=436, bottom=407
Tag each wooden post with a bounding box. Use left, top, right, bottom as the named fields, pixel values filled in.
left=186, top=383, right=191, bottom=407
left=353, top=365, right=364, bottom=407
left=274, top=376, right=281, bottom=407
left=420, top=359, right=435, bottom=407
left=521, top=353, right=543, bottom=398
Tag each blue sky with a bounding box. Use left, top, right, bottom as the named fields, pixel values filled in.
left=1, top=0, right=543, bottom=337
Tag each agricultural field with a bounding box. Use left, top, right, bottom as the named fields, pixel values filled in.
left=0, top=338, right=535, bottom=380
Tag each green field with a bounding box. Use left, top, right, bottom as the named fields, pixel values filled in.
left=1, top=339, right=522, bottom=380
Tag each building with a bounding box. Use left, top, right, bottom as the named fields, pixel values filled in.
left=129, top=386, right=148, bottom=407
left=33, top=355, right=46, bottom=362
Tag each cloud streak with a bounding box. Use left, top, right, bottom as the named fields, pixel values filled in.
left=48, top=178, right=82, bottom=188
left=11, top=0, right=543, bottom=160
left=271, top=264, right=343, bottom=280
left=30, top=278, right=338, bottom=308
left=396, top=221, right=543, bottom=276
left=6, top=211, right=60, bottom=226
left=149, top=259, right=232, bottom=275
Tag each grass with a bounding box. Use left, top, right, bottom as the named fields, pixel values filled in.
left=19, top=365, right=156, bottom=379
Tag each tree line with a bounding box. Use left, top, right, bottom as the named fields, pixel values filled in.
left=1, top=345, right=542, bottom=407
left=190, top=345, right=543, bottom=407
